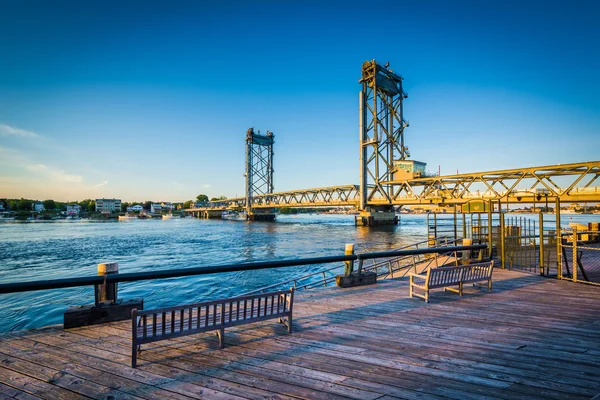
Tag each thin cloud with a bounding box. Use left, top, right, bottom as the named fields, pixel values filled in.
left=202, top=184, right=211, bottom=188
left=27, top=163, right=82, bottom=183
left=94, top=180, right=109, bottom=187
left=26, top=163, right=48, bottom=172
left=0, top=123, right=40, bottom=138
left=172, top=181, right=183, bottom=187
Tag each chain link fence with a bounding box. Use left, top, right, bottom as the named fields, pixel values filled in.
left=559, top=229, right=600, bottom=285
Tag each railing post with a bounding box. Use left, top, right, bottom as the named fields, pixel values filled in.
left=539, top=212, right=545, bottom=275
left=500, top=212, right=506, bottom=269
left=572, top=228, right=578, bottom=282
left=344, top=244, right=355, bottom=275
left=556, top=198, right=562, bottom=279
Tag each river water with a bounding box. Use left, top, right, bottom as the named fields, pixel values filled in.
left=0, top=214, right=429, bottom=332
left=1, top=213, right=597, bottom=333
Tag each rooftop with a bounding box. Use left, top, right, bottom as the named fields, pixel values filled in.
left=1, top=268, right=599, bottom=399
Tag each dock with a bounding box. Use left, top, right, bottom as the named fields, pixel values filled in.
left=1, top=268, right=600, bottom=400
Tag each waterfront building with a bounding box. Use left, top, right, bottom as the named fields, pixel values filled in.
left=161, top=202, right=174, bottom=211
left=32, top=201, right=44, bottom=212
left=151, top=204, right=162, bottom=213
left=95, top=198, right=121, bottom=214
left=66, top=204, right=81, bottom=216
left=131, top=205, right=144, bottom=212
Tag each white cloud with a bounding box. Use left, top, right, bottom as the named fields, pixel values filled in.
left=26, top=163, right=48, bottom=172
left=94, top=180, right=109, bottom=187
left=26, top=163, right=82, bottom=183
left=0, top=123, right=40, bottom=138
left=172, top=180, right=183, bottom=187
left=202, top=184, right=212, bottom=188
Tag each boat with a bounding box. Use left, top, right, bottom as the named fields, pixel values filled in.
left=118, top=214, right=137, bottom=221
left=162, top=213, right=174, bottom=220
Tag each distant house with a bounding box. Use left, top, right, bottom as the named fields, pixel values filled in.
left=0, top=203, right=4, bottom=211
left=66, top=204, right=81, bottom=215
left=33, top=201, right=44, bottom=212
left=131, top=205, right=144, bottom=212
left=151, top=204, right=162, bottom=213
left=161, top=202, right=174, bottom=211
left=96, top=198, right=121, bottom=214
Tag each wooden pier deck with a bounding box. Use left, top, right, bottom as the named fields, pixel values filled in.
left=1, top=269, right=600, bottom=400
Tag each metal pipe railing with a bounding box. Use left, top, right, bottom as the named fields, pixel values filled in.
left=0, top=244, right=487, bottom=294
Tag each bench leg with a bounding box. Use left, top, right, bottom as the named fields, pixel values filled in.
left=488, top=278, right=492, bottom=292
left=132, top=343, right=138, bottom=368
left=425, top=289, right=429, bottom=303
left=287, top=315, right=293, bottom=334
left=216, top=327, right=225, bottom=349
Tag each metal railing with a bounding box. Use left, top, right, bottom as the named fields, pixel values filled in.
left=240, top=237, right=466, bottom=296
left=0, top=244, right=487, bottom=297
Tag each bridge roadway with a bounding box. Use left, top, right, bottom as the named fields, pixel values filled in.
left=187, top=160, right=600, bottom=213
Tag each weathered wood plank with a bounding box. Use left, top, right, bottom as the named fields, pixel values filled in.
left=2, top=268, right=600, bottom=400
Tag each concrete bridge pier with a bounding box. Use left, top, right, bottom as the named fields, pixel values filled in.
left=204, top=210, right=223, bottom=219
left=247, top=210, right=276, bottom=222
left=355, top=207, right=398, bottom=226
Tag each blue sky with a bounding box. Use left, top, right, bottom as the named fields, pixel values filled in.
left=1, top=0, right=599, bottom=202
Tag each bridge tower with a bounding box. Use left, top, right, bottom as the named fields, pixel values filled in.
left=245, top=127, right=276, bottom=221
left=357, top=60, right=408, bottom=226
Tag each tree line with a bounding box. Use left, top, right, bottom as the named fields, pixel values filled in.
left=1, top=193, right=229, bottom=213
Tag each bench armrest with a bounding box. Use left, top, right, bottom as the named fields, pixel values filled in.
left=410, top=273, right=427, bottom=280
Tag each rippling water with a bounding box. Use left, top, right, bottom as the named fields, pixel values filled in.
left=0, top=214, right=430, bottom=332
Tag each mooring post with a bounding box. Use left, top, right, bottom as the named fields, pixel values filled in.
left=462, top=238, right=472, bottom=264
left=65, top=262, right=143, bottom=329
left=344, top=244, right=355, bottom=275
left=96, top=262, right=118, bottom=305
left=336, top=243, right=376, bottom=288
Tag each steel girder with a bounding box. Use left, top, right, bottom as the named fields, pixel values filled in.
left=359, top=60, right=408, bottom=210
left=245, top=128, right=274, bottom=214
left=380, top=161, right=600, bottom=205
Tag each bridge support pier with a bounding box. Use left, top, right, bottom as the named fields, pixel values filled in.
left=247, top=210, right=276, bottom=222
left=355, top=208, right=398, bottom=226
left=204, top=210, right=223, bottom=219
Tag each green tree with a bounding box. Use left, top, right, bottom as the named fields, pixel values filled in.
left=121, top=202, right=130, bottom=212
left=196, top=194, right=209, bottom=202
left=43, top=199, right=56, bottom=210
left=144, top=201, right=152, bottom=210
left=210, top=196, right=227, bottom=201
left=18, top=199, right=32, bottom=211
left=183, top=200, right=194, bottom=209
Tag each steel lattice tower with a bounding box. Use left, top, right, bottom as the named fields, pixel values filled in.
left=359, top=60, right=409, bottom=211
left=245, top=128, right=274, bottom=216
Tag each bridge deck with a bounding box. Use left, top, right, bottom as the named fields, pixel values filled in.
left=1, top=269, right=600, bottom=400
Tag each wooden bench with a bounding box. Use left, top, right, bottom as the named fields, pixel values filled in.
left=409, top=261, right=494, bottom=303
left=131, top=288, right=294, bottom=367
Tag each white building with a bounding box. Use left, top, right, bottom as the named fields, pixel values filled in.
left=151, top=204, right=162, bottom=213
left=131, top=205, right=144, bottom=212
left=96, top=198, right=121, bottom=214
left=33, top=201, right=44, bottom=212
left=66, top=204, right=81, bottom=215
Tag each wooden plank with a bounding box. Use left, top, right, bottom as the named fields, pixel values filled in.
left=0, top=366, right=88, bottom=400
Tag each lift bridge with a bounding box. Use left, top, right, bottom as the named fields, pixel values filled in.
left=187, top=60, right=600, bottom=226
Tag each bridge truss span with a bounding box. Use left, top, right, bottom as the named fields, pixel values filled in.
left=383, top=161, right=600, bottom=205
